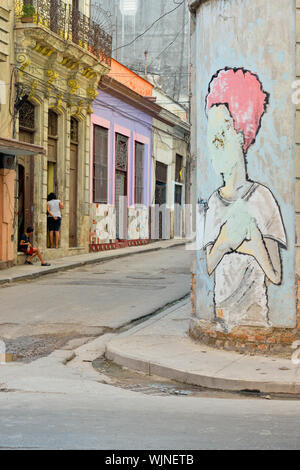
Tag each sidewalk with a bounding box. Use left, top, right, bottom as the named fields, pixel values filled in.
left=0, top=239, right=185, bottom=285
left=105, top=300, right=300, bottom=395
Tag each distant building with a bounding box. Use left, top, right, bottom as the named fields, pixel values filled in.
left=151, top=87, right=190, bottom=239
left=97, top=0, right=190, bottom=103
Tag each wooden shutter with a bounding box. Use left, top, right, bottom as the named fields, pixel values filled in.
left=93, top=125, right=108, bottom=203
left=175, top=154, right=183, bottom=183
left=135, top=142, right=144, bottom=204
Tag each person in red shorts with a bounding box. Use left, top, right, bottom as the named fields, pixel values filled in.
left=19, top=226, right=50, bottom=266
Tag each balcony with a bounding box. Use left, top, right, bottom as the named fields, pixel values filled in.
left=14, top=0, right=112, bottom=66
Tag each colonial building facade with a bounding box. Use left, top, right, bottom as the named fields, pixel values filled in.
left=0, top=0, right=44, bottom=269
left=151, top=87, right=190, bottom=239
left=14, top=0, right=112, bottom=261
left=89, top=60, right=160, bottom=250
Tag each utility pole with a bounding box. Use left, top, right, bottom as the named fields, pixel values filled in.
left=114, top=0, right=118, bottom=60
left=144, top=50, right=148, bottom=77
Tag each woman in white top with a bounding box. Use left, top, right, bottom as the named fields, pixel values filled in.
left=47, top=193, right=64, bottom=249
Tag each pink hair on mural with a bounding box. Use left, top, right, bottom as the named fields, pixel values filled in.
left=206, top=68, right=269, bottom=153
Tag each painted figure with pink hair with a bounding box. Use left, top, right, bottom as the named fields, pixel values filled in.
left=203, top=68, right=287, bottom=331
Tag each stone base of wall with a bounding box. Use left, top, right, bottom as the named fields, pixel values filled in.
left=0, top=260, right=13, bottom=270
left=89, top=239, right=150, bottom=252
left=189, top=318, right=298, bottom=357
left=189, top=274, right=300, bottom=357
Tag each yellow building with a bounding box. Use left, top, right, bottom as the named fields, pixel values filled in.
left=0, top=1, right=44, bottom=269
left=13, top=0, right=112, bottom=262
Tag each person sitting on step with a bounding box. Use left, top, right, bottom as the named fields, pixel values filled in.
left=19, top=226, right=51, bottom=266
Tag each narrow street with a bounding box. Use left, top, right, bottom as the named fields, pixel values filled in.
left=0, top=245, right=300, bottom=450
left=0, top=246, right=190, bottom=361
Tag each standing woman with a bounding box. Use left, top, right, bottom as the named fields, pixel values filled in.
left=47, top=193, right=64, bottom=249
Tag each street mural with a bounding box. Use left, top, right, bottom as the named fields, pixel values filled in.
left=203, top=68, right=287, bottom=331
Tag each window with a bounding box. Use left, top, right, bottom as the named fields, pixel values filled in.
left=135, top=142, right=144, bottom=204
left=48, top=111, right=58, bottom=194
left=93, top=125, right=108, bottom=203
left=19, top=100, right=35, bottom=131
left=115, top=133, right=128, bottom=171
left=70, top=117, right=79, bottom=143
left=175, top=154, right=183, bottom=183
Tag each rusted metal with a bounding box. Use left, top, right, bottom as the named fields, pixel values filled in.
left=15, top=0, right=112, bottom=65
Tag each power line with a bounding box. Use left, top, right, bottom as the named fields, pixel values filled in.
left=112, top=0, right=185, bottom=53
left=148, top=18, right=189, bottom=70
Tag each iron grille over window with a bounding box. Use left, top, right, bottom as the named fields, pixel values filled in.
left=19, top=100, right=35, bottom=130
left=175, top=184, right=182, bottom=206
left=156, top=161, right=167, bottom=183
left=70, top=117, right=78, bottom=143
left=93, top=125, right=108, bottom=203
left=48, top=110, right=58, bottom=137
left=115, top=133, right=128, bottom=172
left=175, top=154, right=183, bottom=183
left=135, top=142, right=144, bottom=205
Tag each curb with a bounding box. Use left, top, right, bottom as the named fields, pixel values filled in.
left=105, top=343, right=300, bottom=395
left=0, top=240, right=186, bottom=286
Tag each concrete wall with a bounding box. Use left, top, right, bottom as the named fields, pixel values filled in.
left=296, top=0, right=300, bottom=272
left=191, top=0, right=296, bottom=331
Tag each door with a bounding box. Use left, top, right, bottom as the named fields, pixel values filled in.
left=18, top=130, right=34, bottom=233
left=18, top=100, right=35, bottom=239
left=115, top=133, right=128, bottom=239
left=47, top=110, right=58, bottom=195
left=115, top=170, right=127, bottom=239
left=155, top=162, right=167, bottom=239
left=69, top=118, right=78, bottom=247
left=17, top=164, right=25, bottom=243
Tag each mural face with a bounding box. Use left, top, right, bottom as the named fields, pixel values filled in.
left=203, top=68, right=287, bottom=331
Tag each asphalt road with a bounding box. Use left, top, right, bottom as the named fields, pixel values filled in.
left=0, top=246, right=191, bottom=340
left=0, top=384, right=300, bottom=450
left=1, top=245, right=300, bottom=450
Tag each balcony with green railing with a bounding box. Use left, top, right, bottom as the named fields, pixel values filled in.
left=15, top=0, right=112, bottom=66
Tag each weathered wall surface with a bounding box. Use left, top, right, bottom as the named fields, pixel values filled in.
left=296, top=0, right=300, bottom=272
left=192, top=0, right=296, bottom=332
left=90, top=204, right=116, bottom=243
left=0, top=1, right=15, bottom=266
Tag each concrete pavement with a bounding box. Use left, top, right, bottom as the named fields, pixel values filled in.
left=0, top=239, right=185, bottom=285
left=1, top=350, right=300, bottom=449
left=104, top=299, right=300, bottom=395
left=1, top=312, right=300, bottom=449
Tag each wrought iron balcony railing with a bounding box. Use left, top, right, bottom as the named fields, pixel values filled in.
left=15, top=0, right=112, bottom=66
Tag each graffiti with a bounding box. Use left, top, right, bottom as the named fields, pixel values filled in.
left=203, top=68, right=287, bottom=331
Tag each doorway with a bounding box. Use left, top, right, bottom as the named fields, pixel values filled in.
left=155, top=162, right=167, bottom=239
left=115, top=133, right=128, bottom=239
left=18, top=100, right=35, bottom=242
left=69, top=117, right=78, bottom=247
